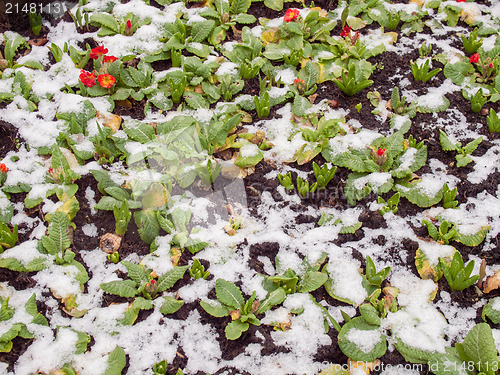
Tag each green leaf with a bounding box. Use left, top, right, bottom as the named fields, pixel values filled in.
left=482, top=298, right=500, bottom=324
left=122, top=261, right=147, bottom=285
left=298, top=271, right=328, bottom=293
left=359, top=304, right=381, bottom=326
left=42, top=211, right=71, bottom=255
left=90, top=13, right=120, bottom=33
left=463, top=136, right=482, bottom=155
left=292, top=94, right=312, bottom=117
left=256, top=287, right=286, bottom=314
left=338, top=317, right=386, bottom=362
left=156, top=266, right=188, bottom=292
left=229, top=0, right=251, bottom=15
left=160, top=296, right=184, bottom=315
left=455, top=323, right=499, bottom=375
left=184, top=92, right=208, bottom=109
left=104, top=346, right=127, bottom=375
left=394, top=338, right=436, bottom=364
left=123, top=123, right=156, bottom=143
left=133, top=210, right=160, bottom=245
left=428, top=347, right=464, bottom=375
left=455, top=226, right=490, bottom=247
left=200, top=300, right=230, bottom=317
left=232, top=13, right=256, bottom=24
left=4, top=32, right=29, bottom=66
left=100, top=280, right=138, bottom=298
left=215, top=279, right=245, bottom=310
left=264, top=0, right=283, bottom=11
left=191, top=20, right=215, bottom=42
left=225, top=319, right=249, bottom=340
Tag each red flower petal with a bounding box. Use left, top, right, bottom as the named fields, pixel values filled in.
left=97, top=74, right=116, bottom=89
left=469, top=53, right=479, bottom=63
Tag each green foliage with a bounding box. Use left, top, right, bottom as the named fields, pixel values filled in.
left=101, top=263, right=187, bottom=324
left=410, top=59, right=442, bottom=82
left=338, top=316, right=387, bottom=362
left=200, top=278, right=286, bottom=340
left=377, top=192, right=400, bottom=215
left=487, top=109, right=500, bottom=133
left=296, top=176, right=317, bottom=197
left=104, top=346, right=127, bottom=375
left=460, top=28, right=483, bottom=54
left=277, top=172, right=294, bottom=191
left=440, top=252, right=479, bottom=291
left=3, top=32, right=29, bottom=68
left=455, top=323, right=499, bottom=375
left=254, top=90, right=271, bottom=119
left=262, top=253, right=327, bottom=295
left=189, top=259, right=210, bottom=280
left=390, top=87, right=416, bottom=118
left=333, top=61, right=374, bottom=96
left=439, top=130, right=482, bottom=167
left=113, top=200, right=131, bottom=236
left=107, top=251, right=120, bottom=264
left=0, top=221, right=18, bottom=253
left=312, top=162, right=337, bottom=190
left=470, top=88, right=487, bottom=113
left=482, top=297, right=500, bottom=324
left=441, top=184, right=458, bottom=209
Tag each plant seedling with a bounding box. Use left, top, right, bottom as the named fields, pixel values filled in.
left=363, top=255, right=391, bottom=293
left=113, top=200, right=131, bottom=236
left=297, top=176, right=317, bottom=197
left=460, top=28, right=483, bottom=54
left=0, top=221, right=18, bottom=252
left=439, top=252, right=479, bottom=291
left=312, top=162, right=337, bottom=190
left=418, top=41, right=432, bottom=58
left=470, top=88, right=487, bottom=113
left=333, top=61, right=374, bottom=96
left=277, top=172, right=294, bottom=191
left=100, top=262, right=188, bottom=324
left=189, top=259, right=210, bottom=280
left=487, top=109, right=500, bottom=133
left=390, top=87, right=416, bottom=118
left=254, top=90, right=271, bottom=119
left=377, top=192, right=400, bottom=215
left=422, top=219, right=458, bottom=245
left=107, top=251, right=120, bottom=264
left=410, top=59, right=441, bottom=82
left=439, top=130, right=482, bottom=167
left=200, top=279, right=286, bottom=340
left=441, top=183, right=458, bottom=209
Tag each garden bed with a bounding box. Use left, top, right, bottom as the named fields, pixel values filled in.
left=0, top=0, right=500, bottom=374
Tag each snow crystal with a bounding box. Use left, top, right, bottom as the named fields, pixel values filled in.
left=82, top=224, right=98, bottom=237
left=345, top=328, right=382, bottom=353
left=326, top=256, right=367, bottom=306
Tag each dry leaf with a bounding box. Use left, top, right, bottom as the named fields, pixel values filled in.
left=482, top=271, right=500, bottom=293
left=96, top=111, right=122, bottom=133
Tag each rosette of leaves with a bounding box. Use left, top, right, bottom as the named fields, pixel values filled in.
left=89, top=12, right=151, bottom=37
left=323, top=131, right=427, bottom=205
left=292, top=116, right=344, bottom=165
left=0, top=70, right=39, bottom=110
left=422, top=217, right=490, bottom=247
left=155, top=206, right=209, bottom=255
left=100, top=261, right=188, bottom=325
left=199, top=0, right=256, bottom=45
left=160, top=17, right=215, bottom=61
left=200, top=279, right=286, bottom=340
left=222, top=27, right=264, bottom=79
left=439, top=130, right=483, bottom=168
left=262, top=253, right=328, bottom=295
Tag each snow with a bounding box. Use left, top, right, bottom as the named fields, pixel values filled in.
left=0, top=0, right=499, bottom=373
left=345, top=328, right=382, bottom=353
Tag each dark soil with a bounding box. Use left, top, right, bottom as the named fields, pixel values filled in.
left=1, top=1, right=499, bottom=374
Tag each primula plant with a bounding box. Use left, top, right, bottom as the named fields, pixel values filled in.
left=200, top=279, right=286, bottom=340
left=100, top=261, right=188, bottom=325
